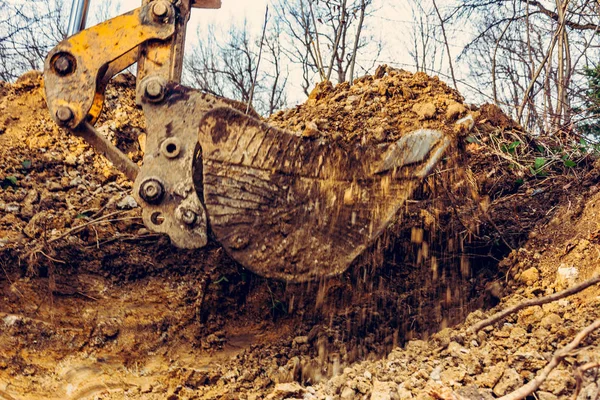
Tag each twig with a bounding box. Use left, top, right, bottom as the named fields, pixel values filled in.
left=47, top=210, right=128, bottom=244
left=39, top=250, right=65, bottom=264
left=247, top=5, right=269, bottom=114
left=573, top=361, right=600, bottom=400
left=432, top=0, right=457, bottom=91
left=469, top=274, right=600, bottom=333
left=499, top=319, right=600, bottom=400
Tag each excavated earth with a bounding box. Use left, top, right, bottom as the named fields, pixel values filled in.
left=0, top=66, right=599, bottom=399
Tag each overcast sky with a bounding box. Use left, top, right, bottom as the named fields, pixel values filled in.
left=83, top=0, right=473, bottom=104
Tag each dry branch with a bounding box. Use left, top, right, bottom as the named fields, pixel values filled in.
left=469, top=274, right=600, bottom=333
left=573, top=361, right=600, bottom=400
left=499, top=319, right=600, bottom=400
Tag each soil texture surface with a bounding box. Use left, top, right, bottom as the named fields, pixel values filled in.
left=1, top=67, right=599, bottom=399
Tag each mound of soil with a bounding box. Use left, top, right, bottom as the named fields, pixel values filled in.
left=0, top=67, right=599, bottom=399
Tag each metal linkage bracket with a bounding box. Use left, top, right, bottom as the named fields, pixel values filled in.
left=44, top=2, right=176, bottom=130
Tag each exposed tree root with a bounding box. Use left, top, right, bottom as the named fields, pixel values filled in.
left=469, top=274, right=600, bottom=333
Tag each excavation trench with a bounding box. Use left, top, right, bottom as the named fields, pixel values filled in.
left=0, top=68, right=598, bottom=399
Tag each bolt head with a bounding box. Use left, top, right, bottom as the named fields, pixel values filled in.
left=54, top=55, right=73, bottom=75
left=152, top=2, right=169, bottom=18
left=181, top=209, right=198, bottom=226
left=145, top=80, right=165, bottom=101
left=140, top=179, right=165, bottom=204
left=56, top=106, right=74, bottom=123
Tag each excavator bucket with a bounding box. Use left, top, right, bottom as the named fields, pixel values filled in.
left=197, top=107, right=451, bottom=282
left=44, top=2, right=456, bottom=282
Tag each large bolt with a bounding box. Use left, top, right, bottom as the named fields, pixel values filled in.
left=144, top=78, right=166, bottom=103
left=181, top=209, right=198, bottom=226
left=152, top=1, right=169, bottom=18
left=139, top=179, right=165, bottom=204
left=56, top=106, right=74, bottom=124
left=53, top=54, right=74, bottom=75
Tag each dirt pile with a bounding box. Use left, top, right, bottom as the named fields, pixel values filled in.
left=0, top=68, right=599, bottom=399
left=269, top=65, right=469, bottom=143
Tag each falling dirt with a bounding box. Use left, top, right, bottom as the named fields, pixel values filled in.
left=0, top=67, right=599, bottom=399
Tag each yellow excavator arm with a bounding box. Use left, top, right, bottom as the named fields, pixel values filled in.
left=43, top=0, right=453, bottom=282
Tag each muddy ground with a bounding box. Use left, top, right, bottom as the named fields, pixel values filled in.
left=0, top=68, right=599, bottom=399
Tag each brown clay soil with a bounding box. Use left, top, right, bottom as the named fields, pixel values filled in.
left=0, top=67, right=599, bottom=399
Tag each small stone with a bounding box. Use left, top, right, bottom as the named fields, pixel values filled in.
left=440, top=367, right=466, bottom=385
left=555, top=265, right=578, bottom=290
left=517, top=305, right=544, bottom=327
left=340, top=386, right=356, bottom=400
left=97, top=318, right=120, bottom=339
left=302, top=121, right=320, bottom=138
left=64, top=154, right=77, bottom=165
left=430, top=366, right=442, bottom=381
left=397, top=386, right=413, bottom=400
left=519, top=267, right=540, bottom=285
left=48, top=182, right=63, bottom=192
left=539, top=369, right=575, bottom=395
left=540, top=313, right=562, bottom=330
left=509, top=326, right=527, bottom=339
left=536, top=392, right=558, bottom=400
left=493, top=368, right=523, bottom=396
left=5, top=203, right=20, bottom=213
left=411, top=103, right=436, bottom=120
left=364, top=370, right=372, bottom=380
left=292, top=336, right=308, bottom=346
left=373, top=126, right=388, bottom=142
left=446, top=103, right=467, bottom=120
left=140, top=382, right=153, bottom=393
left=117, top=195, right=138, bottom=209
left=370, top=380, right=395, bottom=400
left=265, top=382, right=306, bottom=400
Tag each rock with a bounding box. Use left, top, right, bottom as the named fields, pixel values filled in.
left=517, top=305, right=544, bottom=328
left=519, top=267, right=540, bottom=285
left=302, top=121, right=320, bottom=138
left=440, top=367, right=466, bottom=385
left=340, top=386, right=356, bottom=400
left=48, top=181, right=63, bottom=192
left=455, top=386, right=494, bottom=400
left=140, top=382, right=153, bottom=394
left=539, top=313, right=562, bottom=331
left=308, top=81, right=333, bottom=103
left=5, top=203, right=20, bottom=213
left=370, top=380, right=396, bottom=400
left=117, top=195, right=138, bottom=209
left=96, top=318, right=120, bottom=340
left=446, top=103, right=467, bottom=120
left=536, top=392, right=558, bottom=400
left=64, top=154, right=77, bottom=165
left=397, top=386, right=413, bottom=400
left=539, top=369, right=574, bottom=395
left=411, top=102, right=436, bottom=120
left=555, top=265, right=578, bottom=290
left=292, top=336, right=308, bottom=346
left=509, top=326, right=527, bottom=340
left=265, top=382, right=306, bottom=400
left=430, top=365, right=442, bottom=381
left=492, top=368, right=522, bottom=396
left=23, top=211, right=49, bottom=238
left=475, top=364, right=504, bottom=388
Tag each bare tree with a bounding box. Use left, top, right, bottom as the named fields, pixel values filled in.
left=275, top=0, right=381, bottom=94
left=184, top=18, right=288, bottom=116
left=451, top=0, right=600, bottom=135
left=0, top=0, right=66, bottom=82
left=406, top=1, right=443, bottom=74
